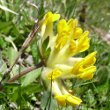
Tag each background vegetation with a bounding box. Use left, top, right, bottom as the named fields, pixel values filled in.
left=0, top=0, right=110, bottom=110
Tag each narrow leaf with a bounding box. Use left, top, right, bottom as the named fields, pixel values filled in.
left=0, top=4, right=18, bottom=15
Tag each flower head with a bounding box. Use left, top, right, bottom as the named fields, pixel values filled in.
left=38, top=12, right=97, bottom=107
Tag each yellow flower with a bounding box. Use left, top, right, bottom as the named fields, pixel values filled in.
left=39, top=12, right=60, bottom=57
left=68, top=31, right=90, bottom=56
left=46, top=20, right=90, bottom=67
left=47, top=68, right=62, bottom=80
left=55, top=95, right=66, bottom=106
left=65, top=94, right=82, bottom=105
left=38, top=11, right=97, bottom=107
left=55, top=94, right=82, bottom=106
left=74, top=27, right=83, bottom=39
left=53, top=80, right=82, bottom=106
left=71, top=51, right=97, bottom=79
left=77, top=66, right=96, bottom=79
left=40, top=11, right=60, bottom=38
left=76, top=31, right=90, bottom=52
left=43, top=11, right=60, bottom=24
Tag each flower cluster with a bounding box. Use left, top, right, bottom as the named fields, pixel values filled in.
left=38, top=12, right=96, bottom=106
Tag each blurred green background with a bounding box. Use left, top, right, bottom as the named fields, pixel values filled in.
left=0, top=0, right=110, bottom=110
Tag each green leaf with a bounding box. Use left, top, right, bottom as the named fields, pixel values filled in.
left=40, top=91, right=57, bottom=110
left=0, top=21, right=13, bottom=34
left=42, top=36, right=49, bottom=51
left=4, top=82, right=21, bottom=88
left=0, top=58, right=7, bottom=80
left=7, top=47, right=18, bottom=66
left=0, top=4, right=18, bottom=15
left=0, top=37, right=6, bottom=48
left=0, top=92, right=6, bottom=98
left=42, top=36, right=51, bottom=59
left=22, top=68, right=41, bottom=87
left=96, top=67, right=109, bottom=85
left=31, top=40, right=40, bottom=64
left=21, top=83, right=42, bottom=94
